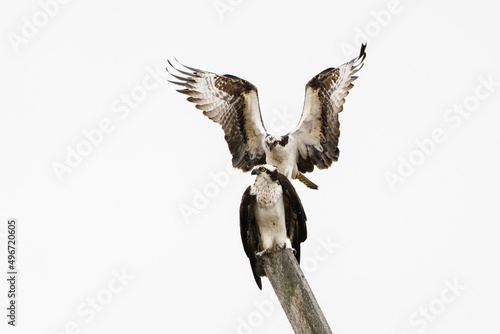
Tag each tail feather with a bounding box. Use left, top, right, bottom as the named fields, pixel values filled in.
left=296, top=173, right=318, bottom=190
left=250, top=256, right=263, bottom=290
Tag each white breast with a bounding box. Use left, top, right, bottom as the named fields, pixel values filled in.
left=264, top=140, right=298, bottom=178
left=251, top=179, right=287, bottom=250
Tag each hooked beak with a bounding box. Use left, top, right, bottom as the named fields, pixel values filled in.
left=268, top=142, right=276, bottom=151
left=251, top=169, right=261, bottom=175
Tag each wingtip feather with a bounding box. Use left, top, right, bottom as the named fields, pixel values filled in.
left=168, top=80, right=189, bottom=87
left=174, top=58, right=205, bottom=74
left=357, top=43, right=367, bottom=63
left=176, top=89, right=191, bottom=95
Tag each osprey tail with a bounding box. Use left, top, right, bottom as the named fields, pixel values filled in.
left=297, top=173, right=318, bottom=190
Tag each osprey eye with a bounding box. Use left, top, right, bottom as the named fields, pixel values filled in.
left=260, top=167, right=266, bottom=172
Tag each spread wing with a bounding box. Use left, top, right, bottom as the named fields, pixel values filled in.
left=291, top=43, right=366, bottom=173
left=277, top=173, right=307, bottom=263
left=239, top=186, right=262, bottom=289
left=168, top=60, right=267, bottom=172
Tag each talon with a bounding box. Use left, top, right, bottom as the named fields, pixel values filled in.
left=291, top=248, right=297, bottom=255
left=255, top=249, right=267, bottom=258
left=275, top=242, right=286, bottom=251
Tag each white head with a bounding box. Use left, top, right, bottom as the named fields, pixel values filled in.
left=251, top=165, right=278, bottom=182
left=265, top=134, right=288, bottom=151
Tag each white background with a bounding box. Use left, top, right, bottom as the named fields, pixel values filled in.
left=1, top=0, right=499, bottom=333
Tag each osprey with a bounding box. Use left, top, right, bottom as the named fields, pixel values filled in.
left=168, top=44, right=366, bottom=189
left=239, top=165, right=307, bottom=289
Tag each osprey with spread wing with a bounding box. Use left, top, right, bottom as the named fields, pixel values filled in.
left=167, top=44, right=366, bottom=189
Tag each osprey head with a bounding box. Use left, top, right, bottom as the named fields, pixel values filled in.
left=265, top=135, right=288, bottom=151
left=265, top=135, right=278, bottom=151
left=251, top=164, right=277, bottom=177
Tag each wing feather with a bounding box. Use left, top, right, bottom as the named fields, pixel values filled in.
left=168, top=60, right=267, bottom=172
left=239, top=186, right=262, bottom=289
left=276, top=173, right=307, bottom=263
left=291, top=43, right=366, bottom=173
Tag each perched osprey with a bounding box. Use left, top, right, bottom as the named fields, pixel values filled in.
left=168, top=44, right=366, bottom=189
left=239, top=165, right=307, bottom=289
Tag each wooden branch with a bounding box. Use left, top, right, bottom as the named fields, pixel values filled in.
left=262, top=248, right=333, bottom=334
